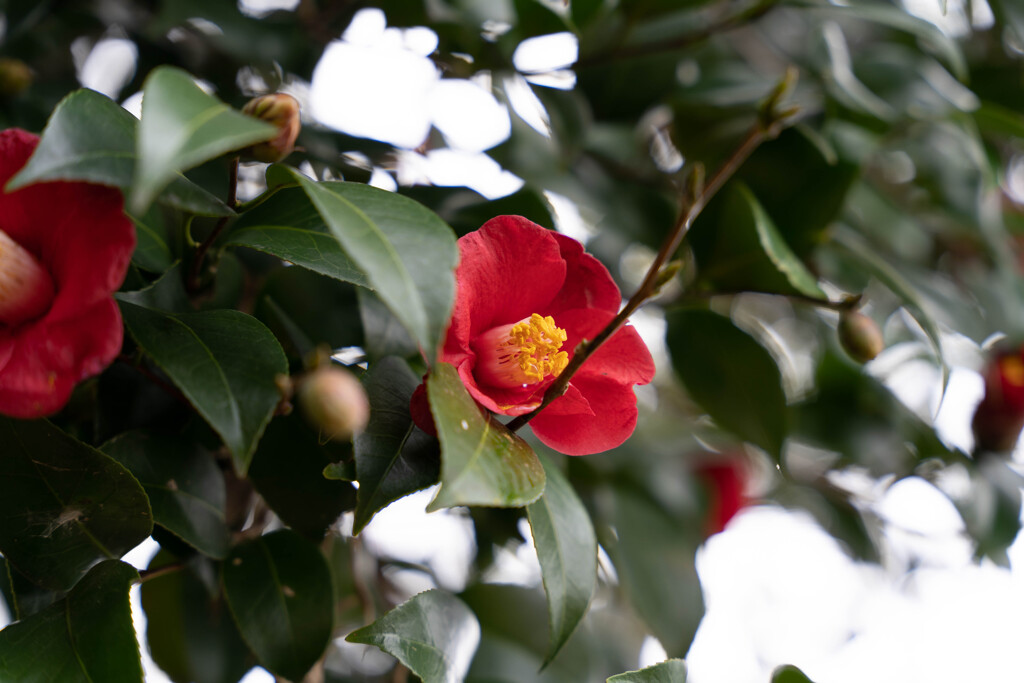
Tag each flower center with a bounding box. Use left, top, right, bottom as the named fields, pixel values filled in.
left=0, top=228, right=55, bottom=326
left=473, top=313, right=570, bottom=389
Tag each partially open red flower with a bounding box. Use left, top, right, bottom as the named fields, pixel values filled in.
left=972, top=348, right=1024, bottom=453
left=0, top=129, right=134, bottom=418
left=413, top=215, right=655, bottom=455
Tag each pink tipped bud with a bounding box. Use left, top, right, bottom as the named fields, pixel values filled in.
left=838, top=310, right=884, bottom=363
left=0, top=229, right=55, bottom=325
left=0, top=58, right=32, bottom=97
left=242, top=93, right=301, bottom=163
left=298, top=366, right=370, bottom=441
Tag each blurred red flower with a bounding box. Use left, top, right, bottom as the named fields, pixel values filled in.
left=972, top=349, right=1024, bottom=453
left=694, top=456, right=750, bottom=537
left=0, top=128, right=134, bottom=418
left=413, top=215, right=655, bottom=455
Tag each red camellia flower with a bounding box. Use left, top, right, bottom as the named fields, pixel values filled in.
left=413, top=215, right=655, bottom=455
left=0, top=128, right=134, bottom=418
left=693, top=455, right=750, bottom=537
left=972, top=348, right=1024, bottom=453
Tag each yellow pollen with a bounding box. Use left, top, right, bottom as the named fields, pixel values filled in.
left=472, top=313, right=570, bottom=389
left=506, top=313, right=569, bottom=383
left=1001, top=356, right=1024, bottom=388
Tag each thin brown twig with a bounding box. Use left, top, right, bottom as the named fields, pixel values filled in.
left=136, top=561, right=186, bottom=584
left=187, top=156, right=240, bottom=295
left=508, top=79, right=798, bottom=433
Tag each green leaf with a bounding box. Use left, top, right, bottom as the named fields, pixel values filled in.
left=118, top=302, right=288, bottom=473
left=526, top=456, right=597, bottom=665
left=132, top=66, right=277, bottom=214
left=286, top=172, right=458, bottom=360
left=248, top=413, right=357, bottom=540
left=1, top=558, right=63, bottom=621
left=602, top=489, right=704, bottom=657
left=102, top=431, right=229, bottom=559
left=142, top=552, right=252, bottom=683
left=426, top=363, right=546, bottom=511
left=607, top=659, right=689, bottom=682
left=353, top=356, right=440, bottom=534
left=226, top=185, right=370, bottom=287
left=0, top=560, right=142, bottom=683
left=6, top=88, right=231, bottom=216
left=771, top=664, right=816, bottom=683
left=0, top=417, right=152, bottom=591
left=689, top=183, right=824, bottom=298
left=833, top=225, right=949, bottom=394
left=117, top=262, right=192, bottom=313
left=131, top=203, right=174, bottom=273
left=666, top=309, right=788, bottom=459
left=346, top=589, right=481, bottom=683
left=221, top=529, right=334, bottom=682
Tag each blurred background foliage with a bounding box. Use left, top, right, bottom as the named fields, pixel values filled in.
left=1, top=0, right=1024, bottom=681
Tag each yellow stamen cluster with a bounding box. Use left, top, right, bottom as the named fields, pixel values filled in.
left=508, top=313, right=569, bottom=383
left=1001, top=356, right=1024, bottom=388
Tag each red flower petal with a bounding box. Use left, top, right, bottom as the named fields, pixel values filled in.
left=547, top=232, right=621, bottom=316
left=558, top=308, right=656, bottom=388
left=0, top=129, right=134, bottom=418
left=446, top=216, right=566, bottom=354
left=0, top=299, right=123, bottom=417
left=529, top=373, right=641, bottom=455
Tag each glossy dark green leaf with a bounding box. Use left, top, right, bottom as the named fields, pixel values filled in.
left=666, top=309, right=787, bottom=458
left=359, top=288, right=420, bottom=361
left=6, top=88, right=231, bottom=216
left=833, top=226, right=949, bottom=393
left=248, top=413, right=357, bottom=540
left=226, top=185, right=369, bottom=287
left=132, top=66, right=276, bottom=213
left=426, top=363, right=545, bottom=511
left=102, top=431, right=229, bottom=559
left=527, top=456, right=597, bottom=665
left=0, top=417, right=152, bottom=591
left=119, top=302, right=288, bottom=473
left=0, top=560, right=142, bottom=683
left=221, top=529, right=333, bottom=682
left=771, top=664, right=816, bottom=683
left=253, top=266, right=363, bottom=361
left=117, top=262, right=192, bottom=313
left=142, top=552, right=253, bottom=683
left=346, top=589, right=481, bottom=683
left=607, top=659, right=688, bottom=682
left=603, top=489, right=704, bottom=657
left=131, top=203, right=174, bottom=273
left=287, top=171, right=458, bottom=360
left=689, top=183, right=823, bottom=297
left=353, top=356, right=440, bottom=534
left=1, top=558, right=63, bottom=621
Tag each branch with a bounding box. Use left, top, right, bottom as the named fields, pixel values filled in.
left=187, top=156, right=239, bottom=295
left=507, top=69, right=800, bottom=433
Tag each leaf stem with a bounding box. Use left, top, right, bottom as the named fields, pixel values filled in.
left=136, top=561, right=186, bottom=584
left=507, top=78, right=798, bottom=433
left=187, top=156, right=239, bottom=295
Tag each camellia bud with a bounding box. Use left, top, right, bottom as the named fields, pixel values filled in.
left=837, top=310, right=884, bottom=363
left=241, top=93, right=301, bottom=163
left=298, top=365, right=370, bottom=442
left=0, top=58, right=32, bottom=97
left=972, top=349, right=1024, bottom=454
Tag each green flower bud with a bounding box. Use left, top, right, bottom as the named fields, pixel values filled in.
left=241, top=93, right=301, bottom=163
left=838, top=310, right=884, bottom=363
left=298, top=365, right=370, bottom=441
left=0, top=58, right=32, bottom=97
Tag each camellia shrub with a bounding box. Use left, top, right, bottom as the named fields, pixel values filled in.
left=0, top=1, right=1022, bottom=682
